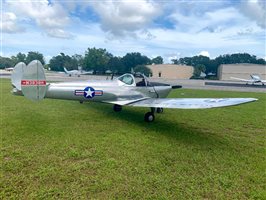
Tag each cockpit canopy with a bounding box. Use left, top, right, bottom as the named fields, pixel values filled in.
left=117, top=73, right=149, bottom=87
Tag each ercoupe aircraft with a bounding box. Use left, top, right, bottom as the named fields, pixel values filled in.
left=231, top=74, right=266, bottom=85
left=64, top=67, right=93, bottom=77
left=11, top=60, right=257, bottom=122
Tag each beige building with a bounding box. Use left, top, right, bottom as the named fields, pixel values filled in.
left=218, top=63, right=266, bottom=80
left=147, top=64, right=194, bottom=79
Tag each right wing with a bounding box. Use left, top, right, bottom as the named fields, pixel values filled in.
left=126, top=98, right=257, bottom=109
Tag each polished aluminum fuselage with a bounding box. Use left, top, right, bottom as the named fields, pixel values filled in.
left=45, top=80, right=172, bottom=103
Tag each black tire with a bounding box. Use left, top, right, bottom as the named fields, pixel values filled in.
left=156, top=107, right=163, bottom=113
left=144, top=112, right=155, bottom=122
left=113, top=104, right=122, bottom=112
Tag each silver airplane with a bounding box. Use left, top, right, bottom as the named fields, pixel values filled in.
left=11, top=60, right=257, bottom=122
left=231, top=75, right=266, bottom=86
left=64, top=67, right=93, bottom=77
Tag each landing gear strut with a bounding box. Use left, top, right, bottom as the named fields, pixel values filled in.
left=113, top=104, right=122, bottom=112
left=156, top=107, right=163, bottom=113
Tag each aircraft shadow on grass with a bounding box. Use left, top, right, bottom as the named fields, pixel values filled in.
left=85, top=102, right=234, bottom=151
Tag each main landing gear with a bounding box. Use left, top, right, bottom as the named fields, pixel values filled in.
left=144, top=107, right=164, bottom=122
left=113, top=104, right=163, bottom=122
left=113, top=104, right=122, bottom=112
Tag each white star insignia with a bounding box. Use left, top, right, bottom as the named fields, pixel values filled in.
left=85, top=88, right=94, bottom=97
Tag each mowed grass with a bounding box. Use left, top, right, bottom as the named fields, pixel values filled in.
left=1, top=78, right=265, bottom=199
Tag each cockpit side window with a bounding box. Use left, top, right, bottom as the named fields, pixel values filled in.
left=136, top=78, right=147, bottom=87
left=118, top=74, right=134, bottom=85
left=135, top=74, right=151, bottom=87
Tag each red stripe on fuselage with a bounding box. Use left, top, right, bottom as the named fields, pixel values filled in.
left=21, top=80, right=46, bottom=86
left=95, top=91, right=103, bottom=95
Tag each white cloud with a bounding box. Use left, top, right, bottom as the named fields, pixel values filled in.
left=5, top=0, right=72, bottom=38
left=88, top=0, right=161, bottom=38
left=239, top=0, right=266, bottom=29
left=198, top=51, right=210, bottom=57
left=170, top=7, right=248, bottom=33
left=2, top=12, right=25, bottom=33
left=2, top=1, right=265, bottom=61
left=46, top=29, right=74, bottom=39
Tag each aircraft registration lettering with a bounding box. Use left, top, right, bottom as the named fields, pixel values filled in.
left=74, top=86, right=103, bottom=98
left=21, top=80, right=46, bottom=86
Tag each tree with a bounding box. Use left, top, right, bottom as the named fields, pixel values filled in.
left=122, top=52, right=151, bottom=73
left=49, top=53, right=78, bottom=71
left=84, top=48, right=113, bottom=73
left=0, top=56, right=15, bottom=69
left=16, top=52, right=26, bottom=63
left=107, top=56, right=124, bottom=74
left=171, top=59, right=178, bottom=64
left=256, top=58, right=266, bottom=64
left=193, top=64, right=206, bottom=78
left=72, top=54, right=84, bottom=68
left=151, top=56, right=163, bottom=64
left=134, top=65, right=152, bottom=77
left=26, top=51, right=45, bottom=65
left=49, top=53, right=65, bottom=71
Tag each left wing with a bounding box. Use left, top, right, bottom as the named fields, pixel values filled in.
left=230, top=77, right=251, bottom=82
left=126, top=98, right=257, bottom=109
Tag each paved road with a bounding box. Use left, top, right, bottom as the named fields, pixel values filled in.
left=2, top=70, right=265, bottom=93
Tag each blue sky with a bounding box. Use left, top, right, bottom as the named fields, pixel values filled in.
left=2, top=0, right=266, bottom=63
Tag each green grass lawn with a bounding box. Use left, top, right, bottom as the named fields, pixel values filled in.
left=1, top=78, right=265, bottom=199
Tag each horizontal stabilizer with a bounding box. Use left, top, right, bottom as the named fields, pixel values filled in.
left=127, top=98, right=257, bottom=109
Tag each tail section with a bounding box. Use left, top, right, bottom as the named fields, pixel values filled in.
left=11, top=60, right=47, bottom=101
left=11, top=62, right=26, bottom=90
left=63, top=67, right=68, bottom=73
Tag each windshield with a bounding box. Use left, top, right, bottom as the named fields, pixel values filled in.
left=118, top=74, right=134, bottom=85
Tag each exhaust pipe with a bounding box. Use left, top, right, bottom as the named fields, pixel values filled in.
left=172, top=85, right=182, bottom=89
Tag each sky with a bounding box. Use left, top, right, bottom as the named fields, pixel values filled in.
left=1, top=0, right=266, bottom=63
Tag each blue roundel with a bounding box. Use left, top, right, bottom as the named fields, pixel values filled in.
left=83, top=87, right=95, bottom=98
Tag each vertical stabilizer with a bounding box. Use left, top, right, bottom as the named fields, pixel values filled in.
left=11, top=62, right=27, bottom=90
left=21, top=60, right=47, bottom=101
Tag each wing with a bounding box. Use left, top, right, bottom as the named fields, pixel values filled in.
left=104, top=97, right=150, bottom=106
left=230, top=77, right=251, bottom=82
left=126, top=98, right=257, bottom=109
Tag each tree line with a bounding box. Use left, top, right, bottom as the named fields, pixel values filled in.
left=171, top=53, right=266, bottom=77
left=49, top=48, right=163, bottom=74
left=1, top=48, right=265, bottom=77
